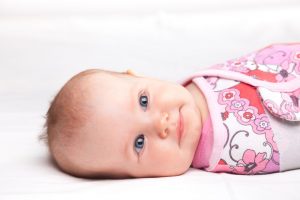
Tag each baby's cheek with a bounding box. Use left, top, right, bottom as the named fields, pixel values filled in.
left=162, top=147, right=187, bottom=168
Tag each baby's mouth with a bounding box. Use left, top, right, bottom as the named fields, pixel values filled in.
left=176, top=107, right=184, bottom=145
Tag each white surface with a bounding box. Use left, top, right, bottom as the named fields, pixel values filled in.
left=0, top=0, right=300, bottom=199
left=1, top=0, right=300, bottom=16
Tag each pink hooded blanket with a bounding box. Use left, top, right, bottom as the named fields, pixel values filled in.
left=182, top=43, right=300, bottom=174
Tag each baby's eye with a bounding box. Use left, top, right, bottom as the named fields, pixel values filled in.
left=134, top=134, right=145, bottom=154
left=139, top=94, right=148, bottom=111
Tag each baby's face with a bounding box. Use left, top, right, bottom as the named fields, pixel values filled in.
left=71, top=72, right=202, bottom=178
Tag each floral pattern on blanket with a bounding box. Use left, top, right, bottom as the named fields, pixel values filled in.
left=210, top=85, right=280, bottom=174
left=205, top=44, right=300, bottom=174
left=211, top=43, right=300, bottom=121
left=194, top=44, right=300, bottom=174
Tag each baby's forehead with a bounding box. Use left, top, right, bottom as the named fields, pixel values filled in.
left=80, top=71, right=135, bottom=114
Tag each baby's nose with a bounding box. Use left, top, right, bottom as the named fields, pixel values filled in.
left=156, top=112, right=169, bottom=139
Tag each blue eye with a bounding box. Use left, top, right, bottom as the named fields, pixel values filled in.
left=134, top=134, right=145, bottom=154
left=139, top=94, right=148, bottom=110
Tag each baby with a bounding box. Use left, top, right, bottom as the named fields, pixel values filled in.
left=42, top=43, right=300, bottom=178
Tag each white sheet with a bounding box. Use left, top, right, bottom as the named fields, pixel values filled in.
left=1, top=0, right=300, bottom=199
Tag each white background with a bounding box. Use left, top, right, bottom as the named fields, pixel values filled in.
left=0, top=0, right=300, bottom=199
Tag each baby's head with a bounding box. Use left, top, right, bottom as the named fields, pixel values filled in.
left=43, top=69, right=202, bottom=178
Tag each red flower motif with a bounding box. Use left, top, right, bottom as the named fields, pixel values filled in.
left=225, top=93, right=233, bottom=99
left=222, top=111, right=229, bottom=120
left=237, top=108, right=257, bottom=124
left=243, top=112, right=253, bottom=119
left=294, top=52, right=300, bottom=60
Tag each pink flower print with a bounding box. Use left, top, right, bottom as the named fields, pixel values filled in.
left=237, top=108, right=256, bottom=124
left=218, top=89, right=239, bottom=105
left=254, top=115, right=271, bottom=133
left=228, top=99, right=246, bottom=111
left=235, top=149, right=268, bottom=174
left=256, top=118, right=270, bottom=130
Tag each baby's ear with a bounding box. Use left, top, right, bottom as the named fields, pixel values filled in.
left=125, top=69, right=137, bottom=76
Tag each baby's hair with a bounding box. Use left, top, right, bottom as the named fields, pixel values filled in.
left=39, top=68, right=133, bottom=177
left=39, top=68, right=131, bottom=144
left=40, top=69, right=99, bottom=145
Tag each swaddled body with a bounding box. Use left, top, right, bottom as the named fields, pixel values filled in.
left=184, top=43, right=300, bottom=174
